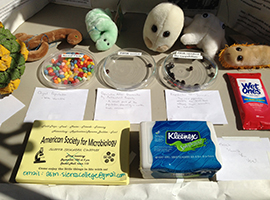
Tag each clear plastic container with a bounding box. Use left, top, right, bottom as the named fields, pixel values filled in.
left=37, top=48, right=96, bottom=89
left=159, top=49, right=218, bottom=91
left=101, top=48, right=156, bottom=90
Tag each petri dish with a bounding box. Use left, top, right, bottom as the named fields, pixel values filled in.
left=37, top=48, right=96, bottom=89
left=102, top=48, right=156, bottom=90
left=160, top=49, right=218, bottom=91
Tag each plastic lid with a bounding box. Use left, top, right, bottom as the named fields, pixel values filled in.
left=159, top=49, right=218, bottom=91
left=101, top=48, right=156, bottom=90
left=37, top=48, right=96, bottom=89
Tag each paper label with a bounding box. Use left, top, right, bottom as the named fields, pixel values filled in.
left=118, top=52, right=142, bottom=56
left=61, top=54, right=84, bottom=58
left=173, top=51, right=203, bottom=59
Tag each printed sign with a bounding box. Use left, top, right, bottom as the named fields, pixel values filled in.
left=16, top=120, right=130, bottom=185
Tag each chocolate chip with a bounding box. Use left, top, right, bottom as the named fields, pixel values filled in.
left=168, top=72, right=175, bottom=80
left=187, top=66, right=193, bottom=71
left=165, top=62, right=174, bottom=70
left=206, top=64, right=213, bottom=69
left=209, top=72, right=215, bottom=78
left=194, top=83, right=200, bottom=89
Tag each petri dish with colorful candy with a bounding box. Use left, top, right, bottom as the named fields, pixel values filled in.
left=37, top=48, right=96, bottom=89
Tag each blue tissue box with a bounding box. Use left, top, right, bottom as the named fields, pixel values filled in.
left=139, top=121, right=222, bottom=179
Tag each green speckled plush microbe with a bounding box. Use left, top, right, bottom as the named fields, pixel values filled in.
left=85, top=8, right=118, bottom=51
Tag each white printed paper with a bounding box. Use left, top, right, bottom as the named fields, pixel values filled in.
left=24, top=87, right=88, bottom=122
left=0, top=95, right=25, bottom=126
left=51, top=0, right=91, bottom=8
left=165, top=90, right=228, bottom=124
left=218, top=0, right=270, bottom=43
left=217, top=137, right=270, bottom=181
left=94, top=88, right=152, bottom=124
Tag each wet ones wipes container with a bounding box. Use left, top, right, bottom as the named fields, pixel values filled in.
left=139, top=121, right=222, bottom=179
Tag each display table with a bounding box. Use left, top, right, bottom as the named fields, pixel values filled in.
left=0, top=3, right=270, bottom=200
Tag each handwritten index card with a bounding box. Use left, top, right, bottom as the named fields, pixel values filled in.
left=217, top=137, right=270, bottom=181
left=165, top=90, right=228, bottom=124
left=94, top=88, right=152, bottom=124
left=24, top=87, right=88, bottom=122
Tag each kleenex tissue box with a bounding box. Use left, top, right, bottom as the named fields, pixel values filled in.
left=139, top=121, right=222, bottom=179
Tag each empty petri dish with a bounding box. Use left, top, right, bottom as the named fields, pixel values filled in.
left=102, top=48, right=156, bottom=90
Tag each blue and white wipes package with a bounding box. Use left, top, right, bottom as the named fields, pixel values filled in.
left=139, top=121, right=222, bottom=179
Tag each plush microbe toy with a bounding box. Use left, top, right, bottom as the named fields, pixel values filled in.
left=143, top=2, right=184, bottom=53
left=180, top=13, right=226, bottom=58
left=219, top=43, right=270, bottom=69
left=15, top=28, right=82, bottom=62
left=0, top=22, right=28, bottom=94
left=85, top=8, right=118, bottom=51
